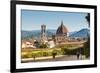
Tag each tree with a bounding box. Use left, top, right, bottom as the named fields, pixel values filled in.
left=42, top=52, right=49, bottom=56
left=34, top=41, right=40, bottom=48
left=83, top=36, right=90, bottom=58
left=32, top=52, right=37, bottom=61
left=52, top=50, right=58, bottom=59
left=39, top=44, right=48, bottom=48
left=85, top=13, right=90, bottom=27
left=84, top=13, right=90, bottom=58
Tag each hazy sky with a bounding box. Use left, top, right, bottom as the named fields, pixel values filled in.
left=21, top=10, right=89, bottom=32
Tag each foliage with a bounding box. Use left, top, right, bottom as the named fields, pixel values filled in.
left=84, top=13, right=90, bottom=58
left=51, top=50, right=58, bottom=59
left=83, top=48, right=90, bottom=58
left=21, top=52, right=32, bottom=58
left=55, top=44, right=80, bottom=49
left=21, top=43, right=90, bottom=59
left=42, top=52, right=49, bottom=56
left=61, top=47, right=84, bottom=55
left=85, top=13, right=90, bottom=27
left=83, top=37, right=90, bottom=58
left=39, top=44, right=48, bottom=48
left=21, top=53, right=29, bottom=58
left=32, top=52, right=38, bottom=57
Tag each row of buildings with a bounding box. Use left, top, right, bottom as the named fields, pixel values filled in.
left=22, top=21, right=85, bottom=49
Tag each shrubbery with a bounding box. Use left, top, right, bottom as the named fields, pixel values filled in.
left=83, top=37, right=90, bottom=58
left=61, top=47, right=90, bottom=58
left=22, top=45, right=90, bottom=59
left=21, top=49, right=62, bottom=59
left=82, top=48, right=90, bottom=58
left=21, top=52, right=32, bottom=58
left=39, top=44, right=48, bottom=48
left=61, top=47, right=81, bottom=55
left=42, top=51, right=49, bottom=56
left=31, top=52, right=38, bottom=60
left=51, top=50, right=58, bottom=59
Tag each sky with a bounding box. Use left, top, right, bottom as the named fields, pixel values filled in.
left=21, top=10, right=89, bottom=32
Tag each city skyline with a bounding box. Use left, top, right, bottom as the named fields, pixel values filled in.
left=21, top=10, right=89, bottom=32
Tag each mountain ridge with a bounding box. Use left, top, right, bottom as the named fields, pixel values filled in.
left=21, top=28, right=89, bottom=39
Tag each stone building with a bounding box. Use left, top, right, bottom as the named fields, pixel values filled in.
left=53, top=21, right=68, bottom=44
left=40, top=24, right=47, bottom=43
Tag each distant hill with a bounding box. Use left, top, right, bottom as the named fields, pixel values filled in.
left=69, top=28, right=90, bottom=38
left=22, top=28, right=90, bottom=39
left=21, top=30, right=56, bottom=39
left=22, top=30, right=40, bottom=39
left=68, top=31, right=77, bottom=36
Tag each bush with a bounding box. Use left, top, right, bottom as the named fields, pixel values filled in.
left=61, top=47, right=90, bottom=58
left=21, top=54, right=29, bottom=58
left=32, top=51, right=51, bottom=57
left=61, top=47, right=73, bottom=55
left=83, top=37, right=90, bottom=58
left=39, top=44, right=48, bottom=48
left=51, top=50, right=58, bottom=59
left=36, top=52, right=43, bottom=57
left=82, top=48, right=90, bottom=58
left=61, top=47, right=83, bottom=55
left=31, top=52, right=38, bottom=60
left=21, top=52, right=32, bottom=58
left=42, top=52, right=49, bottom=56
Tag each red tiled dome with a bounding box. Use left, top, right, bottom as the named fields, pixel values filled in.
left=56, top=21, right=68, bottom=35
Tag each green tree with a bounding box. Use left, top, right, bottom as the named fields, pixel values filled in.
left=84, top=13, right=90, bottom=58
left=34, top=41, right=40, bottom=48
left=39, top=44, right=48, bottom=48
left=42, top=52, right=49, bottom=56
left=83, top=37, right=90, bottom=58
left=32, top=52, right=37, bottom=61
left=85, top=13, right=90, bottom=27
left=52, top=50, right=58, bottom=59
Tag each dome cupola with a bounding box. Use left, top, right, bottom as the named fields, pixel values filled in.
left=56, top=21, right=68, bottom=35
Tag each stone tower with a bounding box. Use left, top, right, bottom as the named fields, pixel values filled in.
left=41, top=24, right=47, bottom=43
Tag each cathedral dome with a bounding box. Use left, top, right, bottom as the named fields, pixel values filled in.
left=56, top=21, right=68, bottom=35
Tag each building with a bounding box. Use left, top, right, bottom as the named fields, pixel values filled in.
left=47, top=39, right=55, bottom=48
left=53, top=21, right=68, bottom=44
left=21, top=40, right=36, bottom=49
left=40, top=24, right=47, bottom=43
